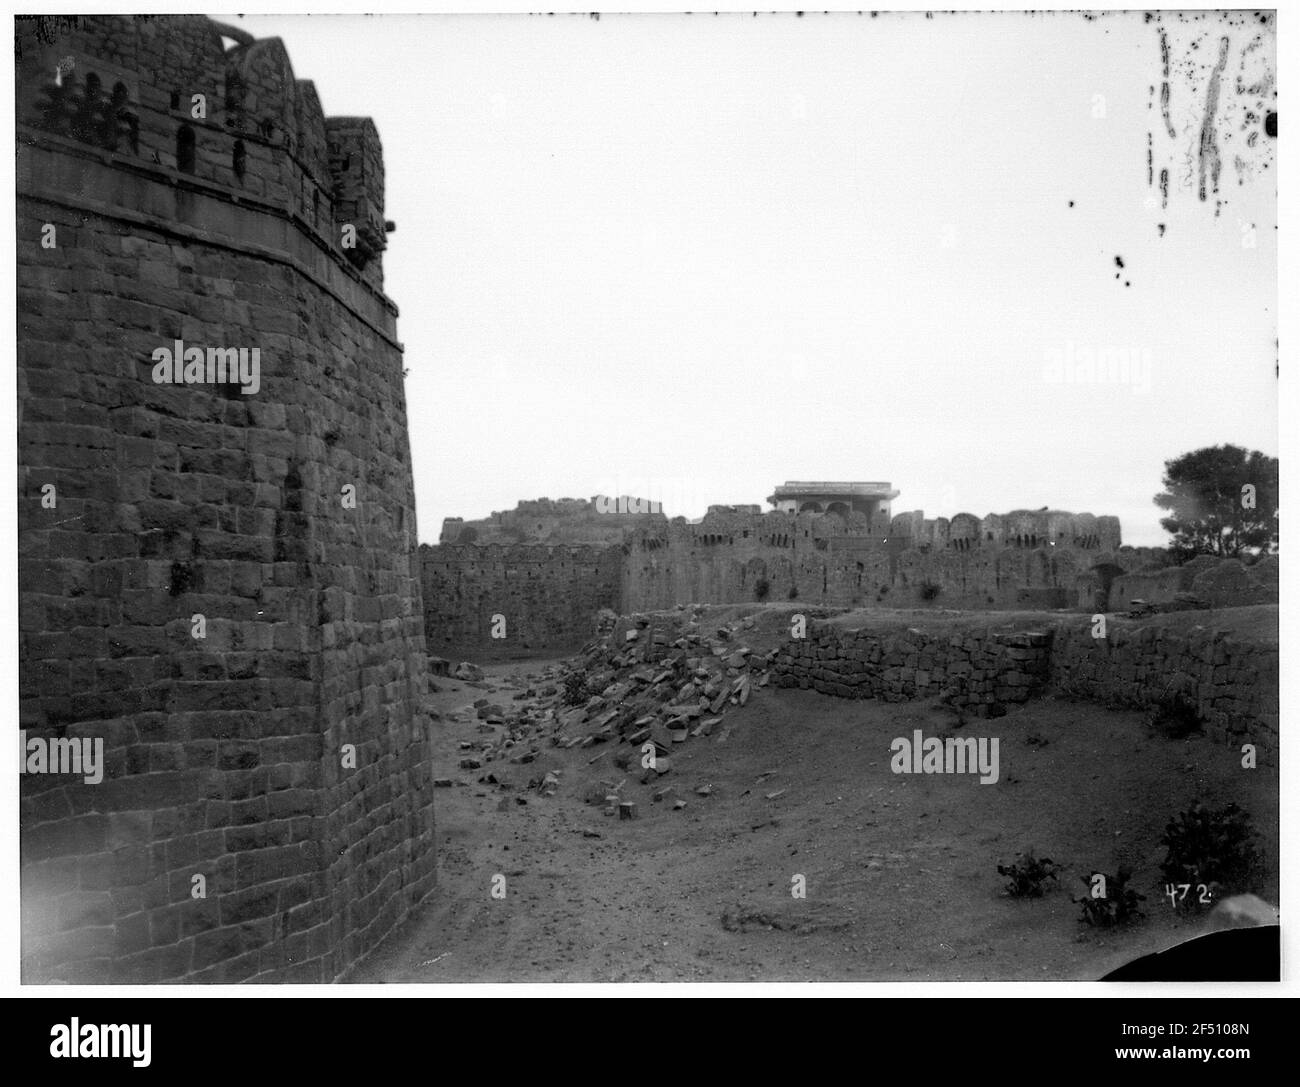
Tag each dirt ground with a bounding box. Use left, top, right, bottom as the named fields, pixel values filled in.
left=351, top=648, right=1279, bottom=984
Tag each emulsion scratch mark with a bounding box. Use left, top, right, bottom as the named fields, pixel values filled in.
left=1159, top=167, right=1169, bottom=210
left=1149, top=12, right=1273, bottom=214
left=1159, top=27, right=1176, bottom=138
left=1197, top=35, right=1230, bottom=207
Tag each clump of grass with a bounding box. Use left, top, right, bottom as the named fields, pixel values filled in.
left=1075, top=866, right=1146, bottom=928
left=997, top=849, right=1059, bottom=898
left=1159, top=801, right=1263, bottom=902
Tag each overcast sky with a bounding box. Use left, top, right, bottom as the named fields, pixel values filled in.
left=229, top=9, right=1277, bottom=548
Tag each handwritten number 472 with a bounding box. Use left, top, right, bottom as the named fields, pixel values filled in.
left=1165, top=883, right=1211, bottom=907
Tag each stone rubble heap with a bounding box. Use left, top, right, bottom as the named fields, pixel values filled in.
left=435, top=606, right=776, bottom=810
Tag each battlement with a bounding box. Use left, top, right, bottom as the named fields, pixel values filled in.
left=16, top=15, right=393, bottom=292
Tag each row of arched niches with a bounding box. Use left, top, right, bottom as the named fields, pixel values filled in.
left=17, top=15, right=386, bottom=274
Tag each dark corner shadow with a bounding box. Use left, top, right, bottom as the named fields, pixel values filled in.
left=1100, top=926, right=1280, bottom=982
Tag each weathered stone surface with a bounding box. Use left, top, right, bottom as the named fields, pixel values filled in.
left=17, top=16, right=434, bottom=984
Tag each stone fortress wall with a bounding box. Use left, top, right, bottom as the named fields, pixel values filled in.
left=420, top=496, right=1190, bottom=656
left=17, top=15, right=434, bottom=982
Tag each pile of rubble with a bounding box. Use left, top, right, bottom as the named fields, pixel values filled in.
left=436, top=606, right=778, bottom=810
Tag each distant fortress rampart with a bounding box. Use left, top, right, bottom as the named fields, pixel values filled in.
left=421, top=486, right=1168, bottom=656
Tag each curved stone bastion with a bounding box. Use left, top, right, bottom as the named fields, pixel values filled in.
left=17, top=15, right=434, bottom=982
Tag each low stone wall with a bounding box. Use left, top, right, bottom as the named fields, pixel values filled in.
left=1048, top=618, right=1279, bottom=758
left=773, top=623, right=1052, bottom=715
left=771, top=608, right=1278, bottom=758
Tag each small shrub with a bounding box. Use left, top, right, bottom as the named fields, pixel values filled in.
left=787, top=586, right=798, bottom=600
left=997, top=850, right=1059, bottom=898
left=919, top=580, right=941, bottom=602
left=1159, top=801, right=1263, bottom=900
left=755, top=578, right=771, bottom=601
left=1075, top=866, right=1146, bottom=927
left=1150, top=688, right=1202, bottom=738
left=561, top=670, right=590, bottom=706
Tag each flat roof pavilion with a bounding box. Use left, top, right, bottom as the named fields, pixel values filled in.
left=767, top=481, right=901, bottom=516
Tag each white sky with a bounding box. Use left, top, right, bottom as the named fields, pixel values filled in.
left=229, top=9, right=1277, bottom=548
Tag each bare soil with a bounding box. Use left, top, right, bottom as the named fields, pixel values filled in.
left=351, top=635, right=1278, bottom=984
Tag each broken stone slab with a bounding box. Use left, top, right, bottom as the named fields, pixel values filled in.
left=453, top=662, right=484, bottom=681
left=669, top=727, right=689, bottom=744
left=459, top=757, right=482, bottom=770
left=695, top=784, right=713, bottom=797
left=433, top=778, right=455, bottom=788
left=726, top=650, right=750, bottom=669
left=653, top=785, right=676, bottom=803
left=710, top=690, right=730, bottom=714
left=619, top=801, right=638, bottom=820
left=587, top=780, right=617, bottom=804
left=638, top=755, right=673, bottom=780
left=672, top=799, right=688, bottom=811
left=625, top=629, right=639, bottom=642
left=649, top=723, right=673, bottom=754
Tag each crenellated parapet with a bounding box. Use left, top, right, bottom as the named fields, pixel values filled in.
left=891, top=508, right=1122, bottom=552
left=16, top=15, right=393, bottom=292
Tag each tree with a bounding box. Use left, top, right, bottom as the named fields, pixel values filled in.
left=1154, top=445, right=1278, bottom=560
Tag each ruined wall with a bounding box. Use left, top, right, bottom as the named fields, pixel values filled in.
left=421, top=502, right=1177, bottom=658
left=439, top=495, right=665, bottom=545
left=771, top=610, right=1278, bottom=760
left=1047, top=615, right=1278, bottom=759
left=17, top=15, right=433, bottom=983
left=619, top=508, right=1149, bottom=614
left=774, top=622, right=1053, bottom=714
left=420, top=543, right=623, bottom=657
left=1109, top=555, right=1279, bottom=611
